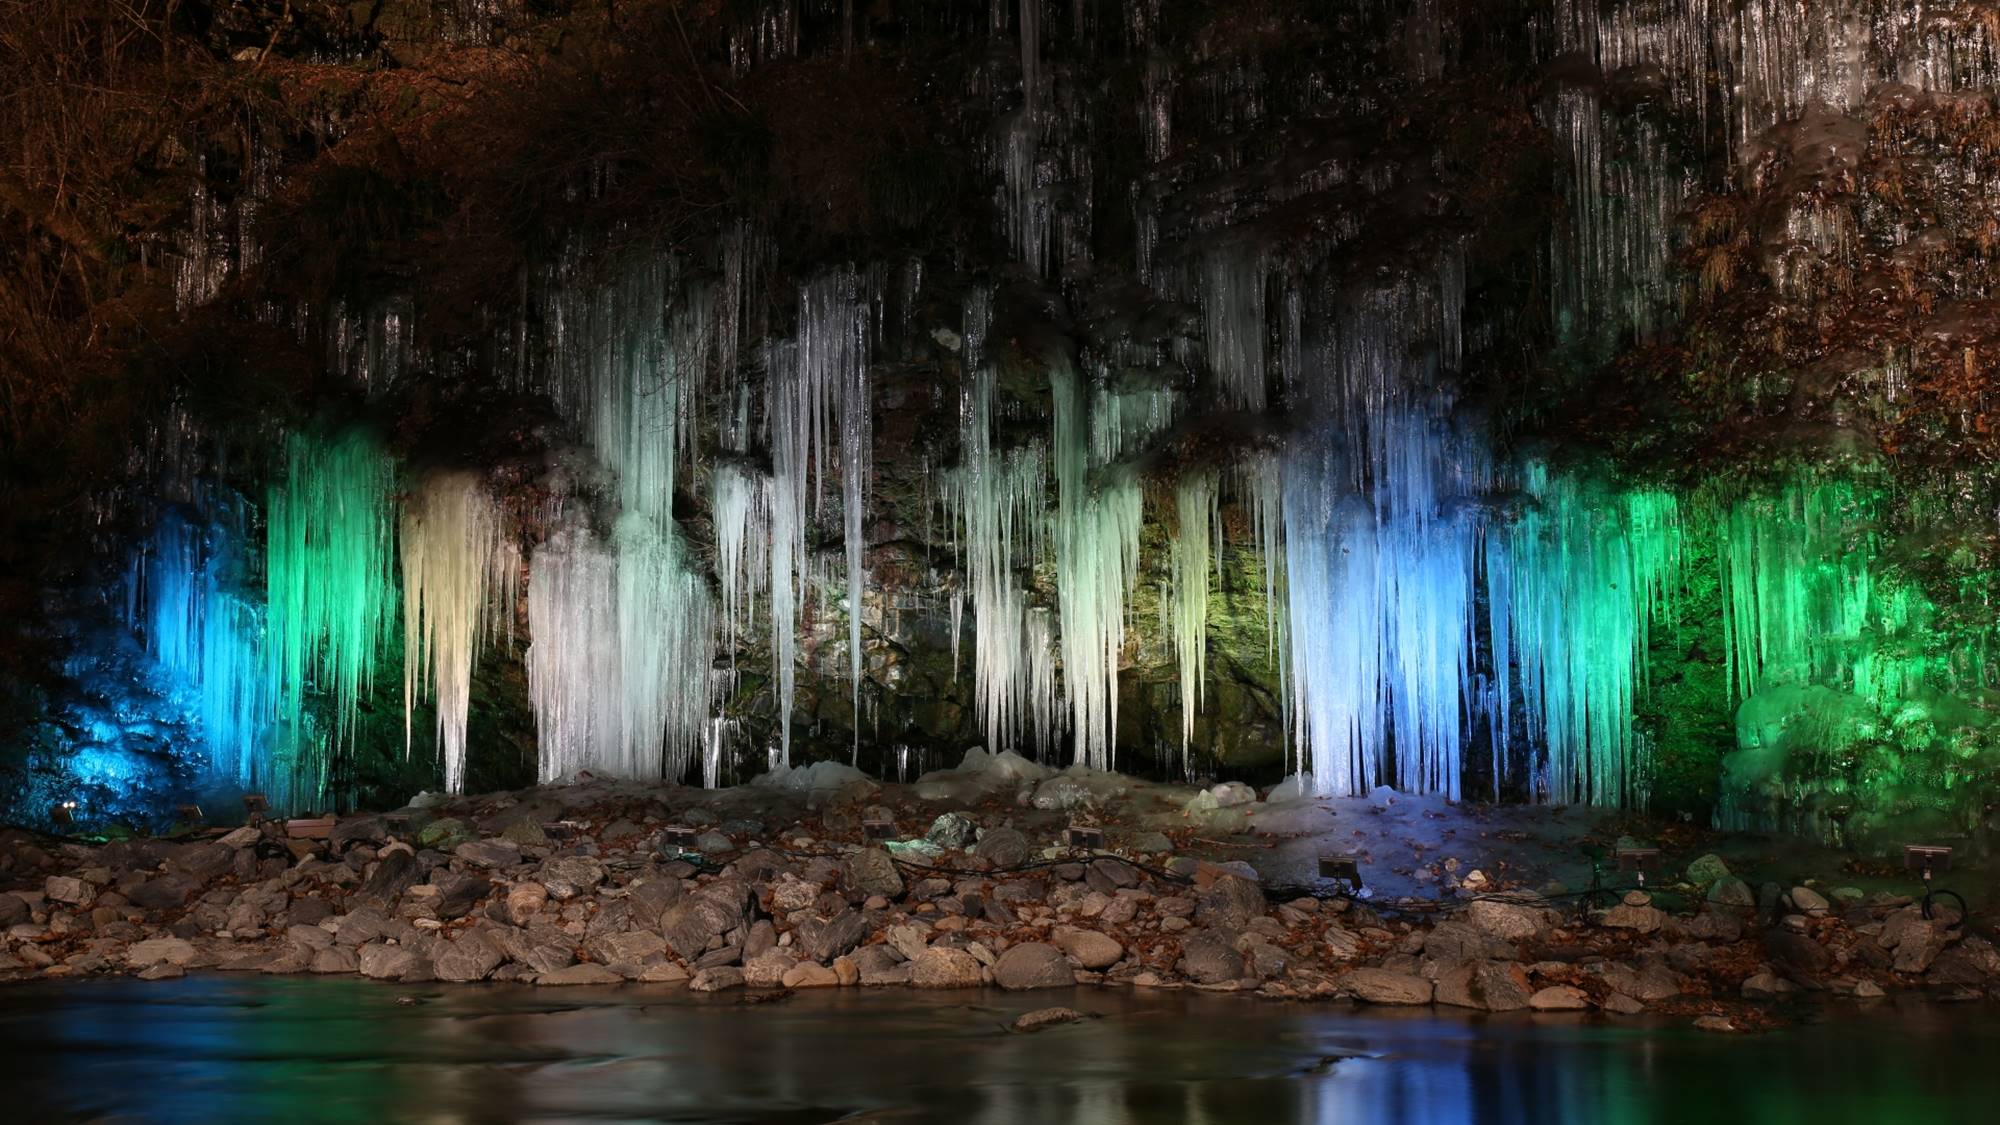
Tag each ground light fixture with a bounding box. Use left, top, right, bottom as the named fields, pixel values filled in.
left=176, top=803, right=204, bottom=826
left=863, top=816, right=897, bottom=843
left=1615, top=844, right=1661, bottom=889
left=660, top=824, right=700, bottom=857
left=1317, top=853, right=1363, bottom=894
left=1065, top=822, right=1104, bottom=850
left=242, top=793, right=269, bottom=822
left=51, top=800, right=76, bottom=827
left=1904, top=844, right=1964, bottom=923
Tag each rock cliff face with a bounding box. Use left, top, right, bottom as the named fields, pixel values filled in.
left=6, top=2, right=2000, bottom=844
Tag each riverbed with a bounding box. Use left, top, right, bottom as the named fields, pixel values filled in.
left=2, top=976, right=1993, bottom=1123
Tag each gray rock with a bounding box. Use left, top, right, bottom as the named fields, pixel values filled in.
left=1013, top=1006, right=1091, bottom=1032
left=1436, top=961, right=1533, bottom=1011
left=840, top=848, right=904, bottom=899
left=538, top=856, right=606, bottom=899
left=925, top=813, right=978, bottom=850
left=335, top=908, right=394, bottom=946
left=44, top=876, right=90, bottom=905
left=358, top=943, right=420, bottom=980
left=434, top=872, right=492, bottom=920
left=1054, top=928, right=1123, bottom=970
left=124, top=937, right=197, bottom=967
left=361, top=851, right=422, bottom=903
left=1685, top=854, right=1730, bottom=888
left=310, top=946, right=359, bottom=974
left=689, top=966, right=745, bottom=992
left=1344, top=968, right=1434, bottom=1005
left=1602, top=902, right=1666, bottom=933
left=1465, top=899, right=1543, bottom=942
left=993, top=942, right=1075, bottom=990
left=1177, top=930, right=1246, bottom=984
left=455, top=840, right=522, bottom=869
left=0, top=893, right=28, bottom=927
left=660, top=898, right=738, bottom=960
left=538, top=962, right=623, bottom=986
left=743, top=950, right=795, bottom=987
left=128, top=874, right=200, bottom=911
left=972, top=828, right=1031, bottom=867
left=908, top=946, right=983, bottom=988
left=588, top=930, right=668, bottom=966
left=418, top=818, right=473, bottom=850
left=1194, top=875, right=1266, bottom=930
left=793, top=910, right=870, bottom=962
left=1528, top=985, right=1590, bottom=1010
left=286, top=924, right=334, bottom=951
left=1788, top=886, right=1830, bottom=915
left=1766, top=930, right=1832, bottom=981
left=434, top=931, right=506, bottom=982
left=1707, top=876, right=1755, bottom=908
left=172, top=843, right=235, bottom=883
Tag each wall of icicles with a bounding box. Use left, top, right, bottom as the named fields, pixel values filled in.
left=15, top=0, right=2000, bottom=844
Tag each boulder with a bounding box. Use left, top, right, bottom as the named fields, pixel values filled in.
left=994, top=942, right=1075, bottom=990
left=1435, top=961, right=1533, bottom=1011
left=840, top=848, right=904, bottom=899
left=1465, top=899, right=1543, bottom=942
left=1054, top=928, right=1123, bottom=970
left=358, top=944, right=420, bottom=980
left=127, top=874, right=199, bottom=911
left=506, top=882, right=548, bottom=925
left=1788, top=886, right=1830, bottom=915
left=537, top=962, right=623, bottom=986
left=782, top=962, right=840, bottom=988
left=1014, top=1007, right=1091, bottom=1032
left=455, top=840, right=522, bottom=869
left=537, top=856, right=606, bottom=899
left=124, top=937, right=197, bottom=967
left=1707, top=876, right=1755, bottom=908
left=1194, top=875, right=1266, bottom=930
left=972, top=828, right=1032, bottom=867
left=360, top=851, right=422, bottom=903
left=1527, top=985, right=1589, bottom=1011
left=909, top=946, right=983, bottom=988
left=689, top=967, right=746, bottom=992
left=1177, top=930, right=1247, bottom=984
left=434, top=931, right=506, bottom=982
left=792, top=910, right=870, bottom=963
left=925, top=813, right=978, bottom=850
left=1343, top=968, right=1434, bottom=1005
left=43, top=876, right=90, bottom=906
left=1685, top=854, right=1730, bottom=888
left=660, top=898, right=738, bottom=960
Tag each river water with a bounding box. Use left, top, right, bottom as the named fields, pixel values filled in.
left=0, top=976, right=1992, bottom=1124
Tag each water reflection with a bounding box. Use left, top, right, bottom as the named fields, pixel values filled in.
left=2, top=977, right=1995, bottom=1124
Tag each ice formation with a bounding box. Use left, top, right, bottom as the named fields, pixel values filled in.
left=400, top=471, right=517, bottom=793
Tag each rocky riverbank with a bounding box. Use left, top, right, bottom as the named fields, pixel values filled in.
left=3, top=757, right=1994, bottom=1032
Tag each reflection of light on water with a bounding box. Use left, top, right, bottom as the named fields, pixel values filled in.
left=7, top=979, right=2000, bottom=1124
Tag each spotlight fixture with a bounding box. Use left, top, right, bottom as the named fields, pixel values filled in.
left=1317, top=852, right=1363, bottom=893
left=1903, top=844, right=1952, bottom=881
left=242, top=793, right=269, bottom=822
left=660, top=824, right=700, bottom=855
left=383, top=812, right=413, bottom=836
left=1615, top=845, right=1661, bottom=888
left=1064, top=822, right=1104, bottom=850
left=863, top=816, right=897, bottom=843
left=1905, top=844, right=1963, bottom=924
left=51, top=800, right=77, bottom=827
left=176, top=804, right=204, bottom=826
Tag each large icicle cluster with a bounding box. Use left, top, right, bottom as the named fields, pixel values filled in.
left=763, top=268, right=875, bottom=764
left=1493, top=467, right=1684, bottom=806
left=400, top=471, right=517, bottom=793
left=947, top=290, right=1060, bottom=758
left=125, top=497, right=268, bottom=787
left=530, top=254, right=719, bottom=783
left=263, top=429, right=400, bottom=808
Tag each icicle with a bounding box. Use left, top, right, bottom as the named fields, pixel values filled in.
left=127, top=500, right=268, bottom=787
left=526, top=514, right=716, bottom=784
left=400, top=471, right=515, bottom=794
left=764, top=268, right=873, bottom=763
left=264, top=429, right=399, bottom=810
left=1169, top=474, right=1216, bottom=763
